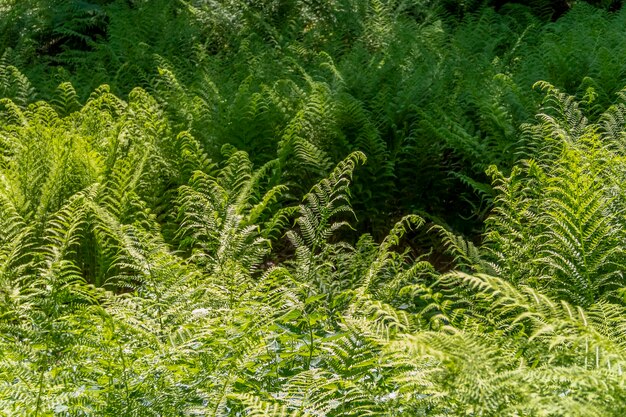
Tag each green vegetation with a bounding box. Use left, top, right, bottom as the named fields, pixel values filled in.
left=2, top=0, right=626, bottom=415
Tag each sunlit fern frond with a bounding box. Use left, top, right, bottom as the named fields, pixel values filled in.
left=288, top=151, right=365, bottom=252
left=51, top=81, right=81, bottom=116
left=0, top=65, right=35, bottom=107
left=431, top=224, right=486, bottom=273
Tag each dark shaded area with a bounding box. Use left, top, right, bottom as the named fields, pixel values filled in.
left=443, top=0, right=623, bottom=20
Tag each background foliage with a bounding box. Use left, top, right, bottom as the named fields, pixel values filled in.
left=2, top=0, right=626, bottom=415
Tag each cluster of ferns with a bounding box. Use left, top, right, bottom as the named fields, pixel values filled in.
left=2, top=0, right=626, bottom=415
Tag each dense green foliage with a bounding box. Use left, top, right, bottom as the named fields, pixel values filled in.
left=2, top=0, right=626, bottom=415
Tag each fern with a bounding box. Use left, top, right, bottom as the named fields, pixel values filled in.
left=485, top=84, right=626, bottom=304
left=4, top=3, right=626, bottom=415
left=177, top=147, right=289, bottom=274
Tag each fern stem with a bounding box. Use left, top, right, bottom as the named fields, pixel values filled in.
left=33, top=363, right=46, bottom=417
left=307, top=315, right=315, bottom=370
